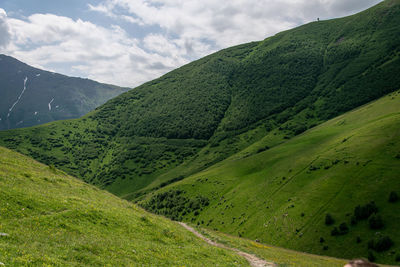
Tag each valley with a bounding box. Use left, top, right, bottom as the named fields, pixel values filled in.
left=0, top=0, right=399, bottom=266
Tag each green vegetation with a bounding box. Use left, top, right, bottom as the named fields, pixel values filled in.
left=1, top=0, right=399, bottom=200
left=0, top=54, right=128, bottom=130
left=141, top=91, right=400, bottom=265
left=193, top=225, right=348, bottom=267
left=0, top=146, right=247, bottom=266
left=0, top=1, right=399, bottom=265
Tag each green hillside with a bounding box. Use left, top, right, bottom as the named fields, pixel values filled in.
left=141, top=91, right=400, bottom=265
left=0, top=145, right=249, bottom=266
left=0, top=0, right=399, bottom=200
left=0, top=54, right=128, bottom=130
left=0, top=145, right=361, bottom=266
left=0, top=1, right=399, bottom=265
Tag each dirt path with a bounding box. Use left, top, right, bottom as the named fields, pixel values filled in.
left=178, top=222, right=276, bottom=267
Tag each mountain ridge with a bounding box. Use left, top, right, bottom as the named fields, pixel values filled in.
left=0, top=54, right=129, bottom=130
left=0, top=0, right=399, bottom=197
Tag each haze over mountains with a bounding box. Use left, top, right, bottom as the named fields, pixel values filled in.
left=0, top=0, right=399, bottom=266
left=0, top=54, right=128, bottom=130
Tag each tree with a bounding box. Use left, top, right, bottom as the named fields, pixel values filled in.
left=369, top=214, right=384, bottom=230
left=339, top=222, right=349, bottom=234
left=389, top=191, right=399, bottom=203
left=325, top=213, right=335, bottom=225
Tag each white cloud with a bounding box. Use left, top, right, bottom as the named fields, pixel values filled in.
left=1, top=0, right=382, bottom=87
left=0, top=8, right=11, bottom=50
left=3, top=12, right=188, bottom=87
left=90, top=0, right=382, bottom=49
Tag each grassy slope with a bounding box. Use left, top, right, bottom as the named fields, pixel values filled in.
left=141, top=91, right=400, bottom=265
left=0, top=0, right=399, bottom=198
left=0, top=146, right=248, bottom=266
left=0, top=146, right=370, bottom=267
left=196, top=226, right=400, bottom=267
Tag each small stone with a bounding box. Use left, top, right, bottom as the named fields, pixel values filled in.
left=0, top=262, right=4, bottom=266
left=0, top=233, right=9, bottom=237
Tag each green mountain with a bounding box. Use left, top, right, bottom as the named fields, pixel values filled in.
left=142, top=90, right=400, bottom=265
left=0, top=0, right=399, bottom=264
left=0, top=54, right=128, bottom=130
left=0, top=145, right=355, bottom=267
left=0, top=145, right=248, bottom=266
left=0, top=0, right=398, bottom=196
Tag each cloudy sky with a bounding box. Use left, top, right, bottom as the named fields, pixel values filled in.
left=0, top=0, right=382, bottom=87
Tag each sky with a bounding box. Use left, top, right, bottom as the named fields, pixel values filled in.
left=0, top=0, right=382, bottom=87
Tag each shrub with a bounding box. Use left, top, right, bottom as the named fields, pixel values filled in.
left=350, top=215, right=357, bottom=225
left=331, top=223, right=349, bottom=236
left=320, top=237, right=325, bottom=243
left=395, top=254, right=400, bottom=262
left=389, top=191, right=399, bottom=203
left=368, top=214, right=384, bottom=230
left=368, top=236, right=394, bottom=252
left=331, top=227, right=340, bottom=236
left=354, top=201, right=378, bottom=221
left=356, top=236, right=362, bottom=243
left=325, top=213, right=335, bottom=225
left=339, top=222, right=349, bottom=234
left=368, top=251, right=375, bottom=262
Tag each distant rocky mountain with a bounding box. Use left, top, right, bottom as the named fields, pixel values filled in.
left=0, top=54, right=129, bottom=130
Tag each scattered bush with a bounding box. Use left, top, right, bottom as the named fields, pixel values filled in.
left=354, top=201, right=378, bottom=221
left=368, top=236, right=394, bottom=252
left=331, top=227, right=340, bottom=236
left=320, top=237, right=325, bottom=243
left=356, top=236, right=362, bottom=243
left=331, top=223, right=349, bottom=236
left=368, top=251, right=375, bottom=262
left=257, top=146, right=269, bottom=153
left=389, top=191, right=399, bottom=203
left=368, top=214, right=384, bottom=230
left=339, top=222, right=349, bottom=234
left=325, top=213, right=335, bottom=225
left=141, top=190, right=209, bottom=221
left=350, top=215, right=357, bottom=226
left=395, top=254, right=400, bottom=262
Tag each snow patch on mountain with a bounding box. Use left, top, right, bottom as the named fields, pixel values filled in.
left=7, top=77, right=28, bottom=117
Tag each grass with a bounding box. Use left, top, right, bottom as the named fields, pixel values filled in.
left=0, top=1, right=399, bottom=265
left=193, top=225, right=399, bottom=267
left=141, top=91, right=400, bottom=265
left=0, top=145, right=385, bottom=267
left=0, top=146, right=248, bottom=266
left=195, top=226, right=347, bottom=267
left=0, top=0, right=399, bottom=199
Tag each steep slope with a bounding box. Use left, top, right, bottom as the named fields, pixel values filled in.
left=141, top=91, right=400, bottom=265
left=0, top=145, right=359, bottom=267
left=0, top=54, right=128, bottom=130
left=0, top=145, right=248, bottom=266
left=0, top=0, right=398, bottom=198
